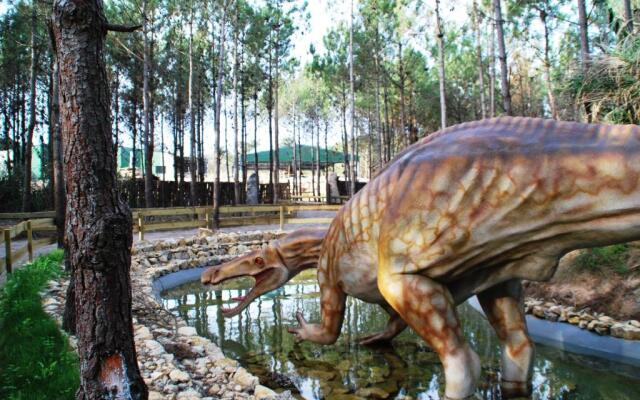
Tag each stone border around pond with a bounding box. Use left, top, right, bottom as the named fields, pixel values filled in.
left=41, top=230, right=292, bottom=400
left=41, top=229, right=640, bottom=399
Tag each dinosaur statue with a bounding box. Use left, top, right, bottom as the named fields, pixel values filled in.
left=203, top=117, right=640, bottom=399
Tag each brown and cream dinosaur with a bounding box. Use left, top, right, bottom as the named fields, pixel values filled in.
left=203, top=117, right=640, bottom=399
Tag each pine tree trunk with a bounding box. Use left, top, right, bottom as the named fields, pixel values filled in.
left=489, top=19, right=496, bottom=117
left=623, top=0, right=633, bottom=34
left=435, top=0, right=447, bottom=129
left=143, top=0, right=155, bottom=208
left=473, top=0, right=486, bottom=119
left=212, top=6, right=228, bottom=227
left=493, top=0, right=512, bottom=115
left=349, top=0, right=356, bottom=197
left=577, top=0, right=589, bottom=72
left=233, top=5, right=241, bottom=205
left=540, top=6, right=558, bottom=120
left=316, top=120, right=321, bottom=199
left=52, top=1, right=147, bottom=398
left=188, top=10, right=198, bottom=206
left=22, top=3, right=37, bottom=212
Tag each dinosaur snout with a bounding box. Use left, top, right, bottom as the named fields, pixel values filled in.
left=201, top=267, right=220, bottom=285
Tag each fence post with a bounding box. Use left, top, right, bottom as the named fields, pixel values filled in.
left=138, top=215, right=145, bottom=241
left=26, top=220, right=33, bottom=262
left=4, top=229, right=11, bottom=274
left=279, top=205, right=285, bottom=231
left=205, top=208, right=211, bottom=229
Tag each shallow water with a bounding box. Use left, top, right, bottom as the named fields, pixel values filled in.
left=161, top=276, right=640, bottom=400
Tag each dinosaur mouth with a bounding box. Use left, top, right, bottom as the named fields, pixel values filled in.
left=218, top=268, right=276, bottom=317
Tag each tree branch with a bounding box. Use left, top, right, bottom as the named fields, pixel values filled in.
left=105, top=23, right=142, bottom=33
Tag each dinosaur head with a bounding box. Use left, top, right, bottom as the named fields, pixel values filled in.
left=201, top=227, right=327, bottom=317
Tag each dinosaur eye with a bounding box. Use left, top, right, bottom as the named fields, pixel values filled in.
left=254, top=257, right=265, bottom=267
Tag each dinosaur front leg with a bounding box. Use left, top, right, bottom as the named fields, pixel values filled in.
left=478, top=279, right=534, bottom=399
left=378, top=265, right=481, bottom=399
left=358, top=304, right=407, bottom=345
left=288, top=265, right=346, bottom=345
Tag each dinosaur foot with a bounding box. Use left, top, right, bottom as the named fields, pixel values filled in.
left=500, top=380, right=532, bottom=399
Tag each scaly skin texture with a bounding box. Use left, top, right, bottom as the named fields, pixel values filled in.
left=288, top=117, right=640, bottom=399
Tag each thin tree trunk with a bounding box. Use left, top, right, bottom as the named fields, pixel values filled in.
left=52, top=1, right=147, bottom=398
left=143, top=0, right=155, bottom=208
left=435, top=0, right=447, bottom=129
left=316, top=120, right=320, bottom=199
left=349, top=0, right=356, bottom=197
left=273, top=25, right=281, bottom=204
left=253, top=91, right=259, bottom=195
left=224, top=101, right=231, bottom=188
left=473, top=0, right=486, bottom=119
left=22, top=3, right=38, bottom=212
left=577, top=0, right=589, bottom=71
left=188, top=7, right=198, bottom=206
left=540, top=5, right=558, bottom=120
left=233, top=4, right=241, bottom=205
left=324, top=119, right=329, bottom=202
left=397, top=41, right=408, bottom=143
left=623, top=0, right=633, bottom=34
left=160, top=113, right=165, bottom=182
left=493, top=0, right=512, bottom=115
left=489, top=18, right=496, bottom=117
left=212, top=5, right=229, bottom=227
left=577, top=0, right=592, bottom=121
left=292, top=108, right=297, bottom=196
left=374, top=24, right=384, bottom=167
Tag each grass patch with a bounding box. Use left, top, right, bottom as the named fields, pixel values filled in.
left=573, top=244, right=631, bottom=275
left=0, top=250, right=79, bottom=400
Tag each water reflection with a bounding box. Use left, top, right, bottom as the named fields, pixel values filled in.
left=162, top=278, right=640, bottom=400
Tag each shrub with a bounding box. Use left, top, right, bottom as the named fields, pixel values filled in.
left=0, top=250, right=79, bottom=399
left=574, top=244, right=630, bottom=275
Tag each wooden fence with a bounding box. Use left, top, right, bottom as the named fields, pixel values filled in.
left=0, top=203, right=341, bottom=273
left=1, top=218, right=57, bottom=275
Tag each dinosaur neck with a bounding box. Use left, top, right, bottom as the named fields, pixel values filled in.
left=281, top=238, right=325, bottom=275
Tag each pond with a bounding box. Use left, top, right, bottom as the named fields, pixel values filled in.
left=161, top=272, right=640, bottom=400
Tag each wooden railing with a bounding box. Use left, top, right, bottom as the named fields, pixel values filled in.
left=1, top=219, right=57, bottom=275
left=0, top=203, right=341, bottom=271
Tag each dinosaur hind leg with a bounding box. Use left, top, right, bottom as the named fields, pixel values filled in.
left=477, top=279, right=534, bottom=399
left=378, top=263, right=480, bottom=399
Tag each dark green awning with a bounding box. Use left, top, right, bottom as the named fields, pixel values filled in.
left=247, top=145, right=355, bottom=165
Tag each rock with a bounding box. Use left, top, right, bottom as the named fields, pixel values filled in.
left=568, top=316, right=581, bottom=325
left=136, top=326, right=153, bottom=341
left=355, top=387, right=391, bottom=399
left=178, top=326, right=198, bottom=337
left=149, top=391, right=165, bottom=400
left=328, top=173, right=341, bottom=203
left=629, top=320, right=640, bottom=329
left=215, top=358, right=239, bottom=369
left=177, top=389, right=202, bottom=400
left=169, top=369, right=191, bottom=383
left=611, top=323, right=640, bottom=340
left=164, top=341, right=199, bottom=360
left=532, top=306, right=545, bottom=319
left=233, top=367, right=259, bottom=390
left=145, top=340, right=165, bottom=356
left=246, top=173, right=259, bottom=205
left=254, top=385, right=278, bottom=399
